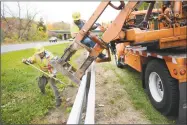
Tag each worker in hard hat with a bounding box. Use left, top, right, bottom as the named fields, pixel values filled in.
left=71, top=11, right=106, bottom=59
left=22, top=44, right=62, bottom=107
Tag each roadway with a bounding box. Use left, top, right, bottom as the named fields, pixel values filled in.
left=1, top=41, right=70, bottom=53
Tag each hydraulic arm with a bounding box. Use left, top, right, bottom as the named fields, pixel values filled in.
left=50, top=1, right=186, bottom=84
left=50, top=1, right=138, bottom=84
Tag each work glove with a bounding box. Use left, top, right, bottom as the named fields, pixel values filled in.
left=22, top=59, right=30, bottom=65
left=95, top=23, right=101, bottom=26
left=22, top=58, right=26, bottom=63
left=53, top=56, right=59, bottom=60
left=49, top=74, right=55, bottom=78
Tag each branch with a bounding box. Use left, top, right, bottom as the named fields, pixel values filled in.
left=4, top=4, right=16, bottom=17
left=20, top=12, right=38, bottom=38
left=1, top=13, right=11, bottom=31
left=17, top=2, right=22, bottom=39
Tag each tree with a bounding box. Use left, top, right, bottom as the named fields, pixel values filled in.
left=1, top=2, right=14, bottom=38
left=51, top=21, right=70, bottom=30
left=37, top=17, right=46, bottom=32
left=20, top=7, right=38, bottom=40
left=46, top=23, right=53, bottom=30
left=1, top=2, right=44, bottom=43
left=138, top=1, right=162, bottom=11
left=17, top=2, right=22, bottom=40
left=138, top=2, right=149, bottom=10
left=57, top=34, right=62, bottom=40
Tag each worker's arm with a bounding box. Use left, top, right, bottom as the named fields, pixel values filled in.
left=91, top=23, right=102, bottom=30
left=45, top=51, right=57, bottom=75
left=82, top=20, right=100, bottom=30
left=91, top=24, right=98, bottom=30
left=22, top=54, right=36, bottom=64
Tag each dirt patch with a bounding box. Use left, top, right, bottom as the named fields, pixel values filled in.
left=30, top=85, right=78, bottom=124
left=95, top=63, right=151, bottom=124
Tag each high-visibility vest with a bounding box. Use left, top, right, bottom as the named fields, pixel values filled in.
left=28, top=50, right=55, bottom=73
left=70, top=22, right=80, bottom=38
left=70, top=20, right=85, bottom=38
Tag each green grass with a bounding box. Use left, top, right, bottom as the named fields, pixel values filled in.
left=1, top=43, right=176, bottom=124
left=103, top=62, right=175, bottom=124
left=1, top=43, right=81, bottom=124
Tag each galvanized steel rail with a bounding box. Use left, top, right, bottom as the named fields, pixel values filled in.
left=67, top=62, right=95, bottom=124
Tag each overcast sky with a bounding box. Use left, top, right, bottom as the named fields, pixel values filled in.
left=2, top=2, right=123, bottom=24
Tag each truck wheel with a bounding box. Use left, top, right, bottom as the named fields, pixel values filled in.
left=114, top=52, right=123, bottom=68
left=145, top=60, right=179, bottom=116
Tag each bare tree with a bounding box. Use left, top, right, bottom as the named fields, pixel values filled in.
left=1, top=2, right=12, bottom=38
left=17, top=2, right=22, bottom=40
left=18, top=2, right=39, bottom=40
left=20, top=10, right=38, bottom=40
left=1, top=2, right=39, bottom=42
left=2, top=2, right=5, bottom=17
left=4, top=3, right=16, bottom=17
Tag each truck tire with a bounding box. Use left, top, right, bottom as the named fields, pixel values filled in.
left=145, top=59, right=179, bottom=117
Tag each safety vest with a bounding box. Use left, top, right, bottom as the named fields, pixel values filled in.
left=70, top=22, right=80, bottom=38
left=28, top=50, right=55, bottom=73
left=70, top=20, right=85, bottom=38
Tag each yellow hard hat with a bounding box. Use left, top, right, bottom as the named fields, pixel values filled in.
left=72, top=12, right=81, bottom=21
left=34, top=44, right=45, bottom=54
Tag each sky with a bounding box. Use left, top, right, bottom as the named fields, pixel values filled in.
left=2, top=1, right=123, bottom=24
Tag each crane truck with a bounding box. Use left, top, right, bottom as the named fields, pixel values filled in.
left=50, top=1, right=187, bottom=123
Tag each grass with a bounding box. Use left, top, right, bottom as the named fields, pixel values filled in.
left=103, top=61, right=175, bottom=124
left=1, top=43, right=176, bottom=124
left=1, top=43, right=82, bottom=124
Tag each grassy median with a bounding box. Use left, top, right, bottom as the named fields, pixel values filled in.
left=1, top=43, right=81, bottom=124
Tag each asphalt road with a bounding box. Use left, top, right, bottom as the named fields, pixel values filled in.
left=1, top=41, right=70, bottom=53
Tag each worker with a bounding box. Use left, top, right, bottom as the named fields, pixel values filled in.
left=70, top=11, right=106, bottom=59
left=22, top=44, right=62, bottom=107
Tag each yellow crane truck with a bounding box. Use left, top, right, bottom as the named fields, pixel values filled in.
left=50, top=1, right=187, bottom=123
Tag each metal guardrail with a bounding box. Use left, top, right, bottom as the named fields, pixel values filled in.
left=85, top=63, right=95, bottom=124
left=67, top=62, right=95, bottom=124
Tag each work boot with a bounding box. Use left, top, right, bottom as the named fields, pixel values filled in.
left=56, top=98, right=62, bottom=107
